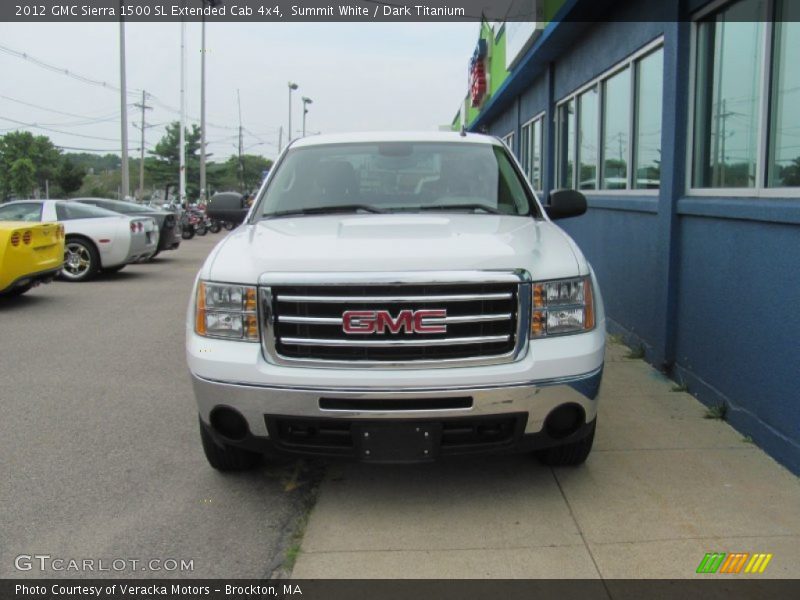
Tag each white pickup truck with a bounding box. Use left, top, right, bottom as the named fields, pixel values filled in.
left=186, top=132, right=605, bottom=470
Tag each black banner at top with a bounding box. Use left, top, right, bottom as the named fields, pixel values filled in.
left=3, top=0, right=800, bottom=23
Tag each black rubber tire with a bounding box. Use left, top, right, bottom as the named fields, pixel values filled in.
left=181, top=228, right=195, bottom=240
left=103, top=265, right=126, bottom=274
left=223, top=221, right=235, bottom=231
left=199, top=418, right=261, bottom=471
left=1, top=283, right=33, bottom=297
left=196, top=224, right=208, bottom=236
left=209, top=221, right=221, bottom=234
left=536, top=419, right=597, bottom=467
left=61, top=237, right=100, bottom=282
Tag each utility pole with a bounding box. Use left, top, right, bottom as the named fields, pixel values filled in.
left=200, top=12, right=207, bottom=203
left=179, top=9, right=187, bottom=209
left=278, top=126, right=283, bottom=153
left=119, top=12, right=130, bottom=200
left=134, top=91, right=153, bottom=202
left=237, top=89, right=244, bottom=192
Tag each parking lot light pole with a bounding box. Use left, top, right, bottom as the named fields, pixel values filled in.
left=302, top=97, right=313, bottom=137
left=287, top=82, right=298, bottom=144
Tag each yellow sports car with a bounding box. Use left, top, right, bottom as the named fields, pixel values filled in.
left=0, top=221, right=65, bottom=297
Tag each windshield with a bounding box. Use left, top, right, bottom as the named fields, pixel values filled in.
left=256, top=142, right=538, bottom=218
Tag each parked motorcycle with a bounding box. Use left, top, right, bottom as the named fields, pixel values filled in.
left=180, top=210, right=204, bottom=240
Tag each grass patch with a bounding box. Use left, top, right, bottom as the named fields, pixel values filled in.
left=625, top=344, right=645, bottom=360
left=704, top=403, right=728, bottom=421
left=608, top=333, right=624, bottom=345
left=671, top=382, right=689, bottom=393
left=284, top=541, right=302, bottom=572
left=742, top=435, right=754, bottom=444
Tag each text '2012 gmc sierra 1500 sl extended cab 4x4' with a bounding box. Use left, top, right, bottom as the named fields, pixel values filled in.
left=187, top=132, right=605, bottom=470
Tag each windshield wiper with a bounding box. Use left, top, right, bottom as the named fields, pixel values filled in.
left=413, top=203, right=501, bottom=214
left=264, top=204, right=385, bottom=219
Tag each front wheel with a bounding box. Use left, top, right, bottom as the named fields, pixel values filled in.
left=536, top=419, right=596, bottom=467
left=223, top=221, right=235, bottom=231
left=209, top=221, right=221, bottom=234
left=196, top=224, right=208, bottom=236
left=181, top=227, right=195, bottom=240
left=61, top=238, right=99, bottom=282
left=199, top=418, right=261, bottom=471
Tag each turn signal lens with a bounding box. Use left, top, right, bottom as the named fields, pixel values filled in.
left=195, top=281, right=259, bottom=341
left=531, top=276, right=596, bottom=338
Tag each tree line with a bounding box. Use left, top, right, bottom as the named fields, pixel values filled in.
left=0, top=122, right=272, bottom=202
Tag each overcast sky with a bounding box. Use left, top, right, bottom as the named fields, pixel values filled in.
left=0, top=21, right=478, bottom=161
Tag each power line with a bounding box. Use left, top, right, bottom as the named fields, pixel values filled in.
left=0, top=93, right=125, bottom=121
left=0, top=43, right=143, bottom=97
left=55, top=144, right=145, bottom=153
left=0, top=44, right=236, bottom=131
left=0, top=116, right=121, bottom=141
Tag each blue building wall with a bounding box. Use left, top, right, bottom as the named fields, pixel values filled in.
left=473, top=0, right=800, bottom=473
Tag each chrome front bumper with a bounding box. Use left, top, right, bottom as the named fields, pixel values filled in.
left=192, top=367, right=602, bottom=437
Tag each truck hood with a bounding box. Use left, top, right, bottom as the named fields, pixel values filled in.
left=205, top=214, right=584, bottom=283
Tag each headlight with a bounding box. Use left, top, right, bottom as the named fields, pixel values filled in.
left=195, top=281, right=259, bottom=341
left=531, top=276, right=595, bottom=338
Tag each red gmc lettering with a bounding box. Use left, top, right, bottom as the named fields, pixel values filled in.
left=342, top=309, right=447, bottom=335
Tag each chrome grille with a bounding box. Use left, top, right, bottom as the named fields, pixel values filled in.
left=260, top=272, right=530, bottom=368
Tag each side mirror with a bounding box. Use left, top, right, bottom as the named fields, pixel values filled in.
left=545, top=189, right=588, bottom=220
left=207, top=193, right=248, bottom=224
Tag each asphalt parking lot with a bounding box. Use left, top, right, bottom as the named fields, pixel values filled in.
left=0, top=234, right=316, bottom=579
left=2, top=233, right=799, bottom=581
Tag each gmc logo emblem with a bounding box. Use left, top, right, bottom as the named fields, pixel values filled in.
left=342, top=309, right=447, bottom=335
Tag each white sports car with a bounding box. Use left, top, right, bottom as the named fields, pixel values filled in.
left=0, top=200, right=159, bottom=281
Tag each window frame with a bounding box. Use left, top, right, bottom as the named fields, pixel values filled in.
left=555, top=36, right=664, bottom=196
left=520, top=111, right=546, bottom=191
left=687, top=0, right=800, bottom=197
left=501, top=131, right=515, bottom=154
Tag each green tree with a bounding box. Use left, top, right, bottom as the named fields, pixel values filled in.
left=56, top=158, right=86, bottom=196
left=780, top=156, right=800, bottom=187
left=147, top=121, right=202, bottom=200
left=9, top=158, right=36, bottom=198
left=208, top=154, right=272, bottom=193
left=0, top=131, right=62, bottom=199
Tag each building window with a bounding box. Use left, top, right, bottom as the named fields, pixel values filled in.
left=692, top=0, right=764, bottom=188
left=558, top=99, right=575, bottom=188
left=502, top=131, right=515, bottom=154
left=691, top=0, right=799, bottom=192
left=578, top=86, right=599, bottom=190
left=556, top=39, right=664, bottom=192
left=521, top=114, right=545, bottom=191
left=634, top=49, right=663, bottom=189
left=768, top=0, right=800, bottom=187
left=532, top=117, right=543, bottom=191
left=602, top=68, right=631, bottom=190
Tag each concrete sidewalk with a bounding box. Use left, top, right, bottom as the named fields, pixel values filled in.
left=291, top=341, right=800, bottom=578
